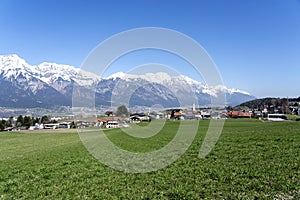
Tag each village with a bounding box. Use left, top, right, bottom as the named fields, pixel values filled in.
left=1, top=101, right=300, bottom=132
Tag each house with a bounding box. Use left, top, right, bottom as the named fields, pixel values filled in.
left=165, top=109, right=183, bottom=120
left=154, top=112, right=165, bottom=119
left=58, top=122, right=71, bottom=129
left=253, top=110, right=262, bottom=118
left=44, top=123, right=59, bottom=129
left=183, top=113, right=196, bottom=120
left=130, top=116, right=141, bottom=123
left=29, top=123, right=43, bottom=130
left=130, top=113, right=151, bottom=122
left=226, top=111, right=253, bottom=118
left=201, top=110, right=211, bottom=119
left=97, top=117, right=120, bottom=128
left=29, top=126, right=39, bottom=130
left=194, top=114, right=202, bottom=120
left=76, top=121, right=90, bottom=128
left=106, top=120, right=119, bottom=128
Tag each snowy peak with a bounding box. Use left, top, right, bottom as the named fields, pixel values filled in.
left=106, top=72, right=127, bottom=79
left=0, top=54, right=28, bottom=66
left=0, top=54, right=34, bottom=80
left=105, top=71, right=250, bottom=96
left=0, top=54, right=99, bottom=89
left=106, top=72, right=173, bottom=83
left=36, top=62, right=99, bottom=86
left=106, top=72, right=199, bottom=86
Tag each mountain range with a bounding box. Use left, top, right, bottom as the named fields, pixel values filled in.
left=0, top=54, right=255, bottom=108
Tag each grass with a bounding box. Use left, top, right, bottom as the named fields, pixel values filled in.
left=0, top=119, right=299, bottom=199
left=286, top=114, right=300, bottom=121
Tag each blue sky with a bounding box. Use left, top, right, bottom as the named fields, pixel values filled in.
left=0, top=0, right=300, bottom=98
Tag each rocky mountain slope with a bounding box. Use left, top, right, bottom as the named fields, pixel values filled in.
left=0, top=54, right=255, bottom=108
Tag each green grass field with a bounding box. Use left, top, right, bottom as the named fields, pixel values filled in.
left=0, top=119, right=299, bottom=199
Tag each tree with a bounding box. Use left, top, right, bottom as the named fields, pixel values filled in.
left=16, top=115, right=24, bottom=128
left=105, top=111, right=113, bottom=117
left=116, top=105, right=129, bottom=118
left=281, top=98, right=291, bottom=114
left=23, top=116, right=32, bottom=129
left=226, top=106, right=233, bottom=111
left=0, top=120, right=5, bottom=130
left=170, top=110, right=175, bottom=119
left=5, top=116, right=13, bottom=127
left=41, top=115, right=50, bottom=124
left=32, top=117, right=40, bottom=125
left=70, top=121, right=76, bottom=128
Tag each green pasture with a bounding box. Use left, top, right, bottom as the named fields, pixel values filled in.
left=0, top=119, right=299, bottom=199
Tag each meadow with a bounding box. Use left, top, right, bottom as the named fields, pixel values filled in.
left=0, top=119, right=299, bottom=199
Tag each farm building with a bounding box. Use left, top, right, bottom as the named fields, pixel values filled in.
left=227, top=111, right=253, bottom=118
left=97, top=117, right=120, bottom=128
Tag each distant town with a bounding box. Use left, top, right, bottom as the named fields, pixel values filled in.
left=1, top=97, right=299, bottom=132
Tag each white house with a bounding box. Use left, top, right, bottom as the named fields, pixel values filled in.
left=106, top=120, right=119, bottom=128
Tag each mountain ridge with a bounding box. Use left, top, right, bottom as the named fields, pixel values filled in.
left=0, top=54, right=255, bottom=108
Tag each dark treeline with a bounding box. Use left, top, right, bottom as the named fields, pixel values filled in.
left=0, top=115, right=52, bottom=131
left=237, top=97, right=299, bottom=115
left=240, top=97, right=299, bottom=108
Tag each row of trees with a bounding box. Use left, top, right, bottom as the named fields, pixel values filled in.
left=237, top=97, right=299, bottom=115
left=105, top=105, right=129, bottom=118
left=0, top=115, right=52, bottom=131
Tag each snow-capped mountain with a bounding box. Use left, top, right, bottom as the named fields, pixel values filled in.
left=101, top=72, right=255, bottom=107
left=0, top=54, right=255, bottom=108
left=0, top=54, right=98, bottom=93
left=106, top=72, right=251, bottom=97
left=0, top=54, right=99, bottom=107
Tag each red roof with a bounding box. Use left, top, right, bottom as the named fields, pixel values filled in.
left=97, top=116, right=119, bottom=122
